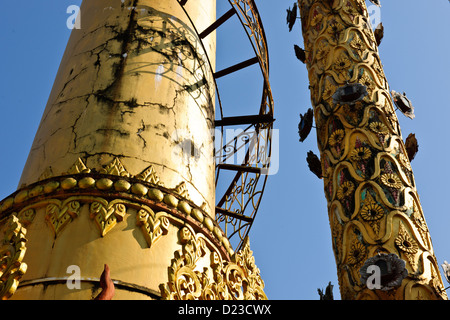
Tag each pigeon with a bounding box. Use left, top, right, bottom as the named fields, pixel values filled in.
left=369, top=0, right=381, bottom=7
left=404, top=133, right=418, bottom=162
left=391, top=90, right=415, bottom=119
left=374, top=22, right=384, bottom=46
left=318, top=282, right=334, bottom=300
left=298, top=108, right=314, bottom=142
left=294, top=44, right=306, bottom=64
left=307, top=151, right=322, bottom=179
left=286, top=3, right=298, bottom=32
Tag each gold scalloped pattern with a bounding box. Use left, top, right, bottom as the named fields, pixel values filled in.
left=299, top=0, right=446, bottom=299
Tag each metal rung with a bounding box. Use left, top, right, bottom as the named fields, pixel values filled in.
left=215, top=207, right=253, bottom=223
left=199, top=8, right=236, bottom=39
left=214, top=57, right=259, bottom=79
left=215, top=114, right=274, bottom=127
left=217, top=164, right=262, bottom=174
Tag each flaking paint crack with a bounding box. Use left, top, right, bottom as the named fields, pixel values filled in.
left=136, top=120, right=147, bottom=149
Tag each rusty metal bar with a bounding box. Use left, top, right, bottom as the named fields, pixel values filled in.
left=217, top=163, right=262, bottom=174
left=199, top=8, right=236, bottom=39
left=214, top=56, right=259, bottom=79
left=215, top=206, right=253, bottom=223
left=215, top=114, right=274, bottom=127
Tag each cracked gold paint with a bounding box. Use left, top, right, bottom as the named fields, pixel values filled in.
left=0, top=0, right=224, bottom=300
left=298, top=0, right=446, bottom=299
left=19, top=0, right=216, bottom=216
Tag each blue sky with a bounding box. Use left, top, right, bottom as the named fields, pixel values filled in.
left=1, top=0, right=449, bottom=300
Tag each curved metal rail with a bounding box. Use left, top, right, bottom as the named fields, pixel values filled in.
left=178, top=0, right=274, bottom=251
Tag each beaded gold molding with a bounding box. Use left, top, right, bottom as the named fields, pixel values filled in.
left=0, top=157, right=236, bottom=300
left=0, top=158, right=232, bottom=255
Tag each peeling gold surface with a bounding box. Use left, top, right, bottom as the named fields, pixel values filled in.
left=0, top=0, right=224, bottom=300
left=18, top=0, right=216, bottom=216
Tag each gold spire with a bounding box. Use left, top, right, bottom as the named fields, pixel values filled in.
left=298, top=0, right=446, bottom=299
left=0, top=0, right=266, bottom=300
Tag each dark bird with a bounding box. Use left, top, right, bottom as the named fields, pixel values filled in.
left=374, top=22, right=384, bottom=46
left=369, top=0, right=381, bottom=7
left=294, top=44, right=306, bottom=64
left=307, top=151, right=322, bottom=179
left=286, top=3, right=298, bottom=32
left=391, top=90, right=415, bottom=119
left=298, top=108, right=314, bottom=142
left=318, top=282, right=334, bottom=300
left=404, top=133, right=418, bottom=162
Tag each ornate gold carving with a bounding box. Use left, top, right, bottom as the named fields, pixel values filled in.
left=395, top=222, right=418, bottom=270
left=89, top=199, right=127, bottom=237
left=17, top=209, right=36, bottom=228
left=173, top=181, right=190, bottom=199
left=66, top=158, right=91, bottom=175
left=45, top=198, right=81, bottom=235
left=0, top=215, right=28, bottom=300
left=160, top=228, right=267, bottom=300
left=100, top=158, right=130, bottom=177
left=135, top=165, right=161, bottom=185
left=1, top=180, right=227, bottom=254
left=298, top=0, right=446, bottom=299
left=137, top=208, right=170, bottom=248
left=0, top=154, right=231, bottom=256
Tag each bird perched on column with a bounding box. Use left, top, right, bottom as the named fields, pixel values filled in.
left=391, top=90, right=415, bottom=119
left=286, top=2, right=298, bottom=32
left=405, top=133, right=419, bottom=162
left=307, top=151, right=322, bottom=179
left=298, top=108, right=313, bottom=142
left=374, top=22, right=384, bottom=46
left=294, top=45, right=306, bottom=64
left=318, top=282, right=334, bottom=300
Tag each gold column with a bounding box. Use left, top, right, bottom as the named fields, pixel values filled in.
left=0, top=0, right=266, bottom=300
left=298, top=0, right=446, bottom=299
